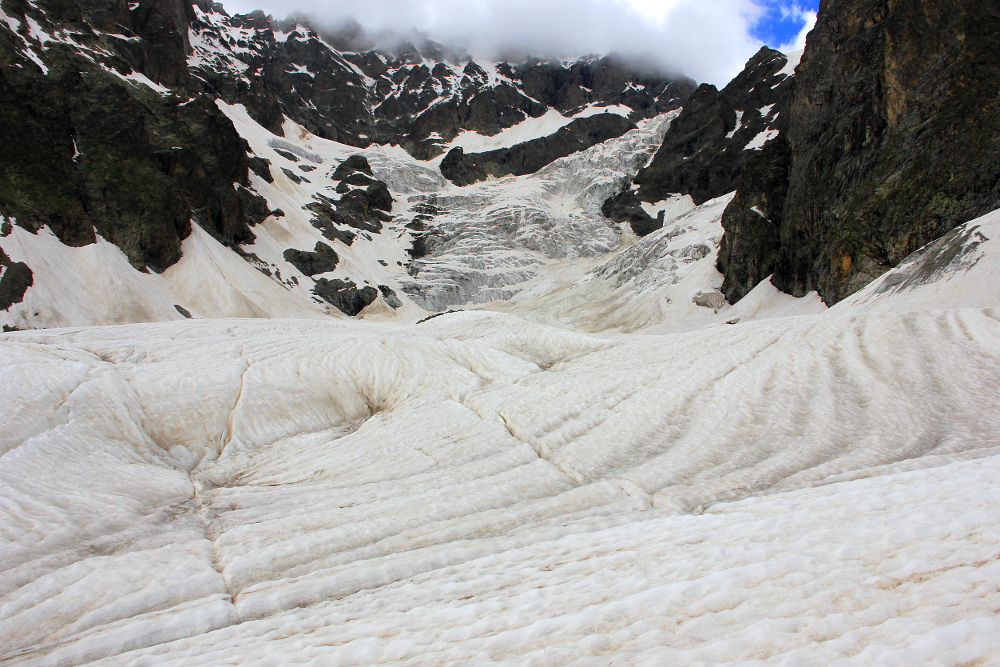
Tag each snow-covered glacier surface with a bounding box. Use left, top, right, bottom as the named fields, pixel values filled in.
left=0, top=103, right=678, bottom=330
left=397, top=112, right=678, bottom=312
left=4, top=300, right=1000, bottom=664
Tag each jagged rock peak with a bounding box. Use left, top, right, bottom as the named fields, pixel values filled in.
left=184, top=3, right=697, bottom=159
left=602, top=45, right=795, bottom=237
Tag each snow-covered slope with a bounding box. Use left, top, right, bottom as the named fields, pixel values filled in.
left=0, top=222, right=331, bottom=328
left=834, top=207, right=1000, bottom=314
left=3, top=295, right=1000, bottom=663
left=494, top=193, right=824, bottom=333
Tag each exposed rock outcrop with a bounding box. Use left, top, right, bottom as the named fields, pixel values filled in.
left=312, top=278, right=378, bottom=315
left=602, top=47, right=794, bottom=236
left=720, top=0, right=1000, bottom=304
left=283, top=242, right=339, bottom=276
left=440, top=114, right=636, bottom=186
left=0, top=246, right=32, bottom=311
left=0, top=0, right=269, bottom=273
left=303, top=155, right=394, bottom=240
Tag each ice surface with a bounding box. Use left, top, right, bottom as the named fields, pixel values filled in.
left=725, top=110, right=744, bottom=139
left=399, top=112, right=680, bottom=311
left=0, top=91, right=819, bottom=333
left=3, top=301, right=1000, bottom=663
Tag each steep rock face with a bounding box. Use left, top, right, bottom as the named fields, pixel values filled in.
left=188, top=8, right=376, bottom=146
left=717, top=135, right=790, bottom=301
left=0, top=0, right=268, bottom=272
left=602, top=47, right=794, bottom=236
left=516, top=56, right=695, bottom=118
left=720, top=0, right=1000, bottom=304
left=440, top=113, right=636, bottom=186
left=636, top=47, right=793, bottom=205
left=0, top=241, right=32, bottom=314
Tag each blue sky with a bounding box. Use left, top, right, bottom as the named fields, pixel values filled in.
left=751, top=0, right=820, bottom=49
left=222, top=0, right=821, bottom=84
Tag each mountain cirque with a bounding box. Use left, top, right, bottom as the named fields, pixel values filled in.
left=3, top=0, right=1000, bottom=663
left=0, top=0, right=695, bottom=320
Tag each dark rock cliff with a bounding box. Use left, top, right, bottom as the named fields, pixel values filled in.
left=440, top=113, right=637, bottom=186
left=603, top=47, right=794, bottom=236
left=720, top=0, right=1000, bottom=304
left=0, top=0, right=268, bottom=273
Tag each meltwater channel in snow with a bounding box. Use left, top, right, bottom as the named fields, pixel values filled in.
left=5, top=215, right=1000, bottom=664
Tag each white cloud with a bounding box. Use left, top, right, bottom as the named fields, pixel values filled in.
left=219, top=0, right=769, bottom=85
left=617, top=0, right=685, bottom=24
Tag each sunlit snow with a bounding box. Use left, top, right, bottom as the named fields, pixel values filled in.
left=3, top=288, right=1000, bottom=663
left=4, top=33, right=1000, bottom=663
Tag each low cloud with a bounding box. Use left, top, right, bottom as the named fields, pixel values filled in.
left=219, top=0, right=797, bottom=85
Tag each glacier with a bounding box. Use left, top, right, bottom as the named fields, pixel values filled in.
left=5, top=43, right=1000, bottom=666
left=4, top=224, right=1000, bottom=662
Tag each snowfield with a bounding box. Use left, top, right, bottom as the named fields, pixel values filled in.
left=5, top=80, right=1000, bottom=665
left=4, top=5, right=1000, bottom=660
left=4, top=278, right=1000, bottom=663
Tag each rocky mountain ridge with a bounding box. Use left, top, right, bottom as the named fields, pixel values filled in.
left=2, top=0, right=999, bottom=329
left=601, top=46, right=795, bottom=237
left=186, top=4, right=696, bottom=160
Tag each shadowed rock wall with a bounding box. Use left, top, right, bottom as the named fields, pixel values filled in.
left=720, top=0, right=1000, bottom=304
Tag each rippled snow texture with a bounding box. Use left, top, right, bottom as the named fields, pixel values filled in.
left=3, top=306, right=1000, bottom=664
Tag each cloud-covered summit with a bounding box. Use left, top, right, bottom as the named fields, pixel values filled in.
left=220, top=0, right=815, bottom=85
